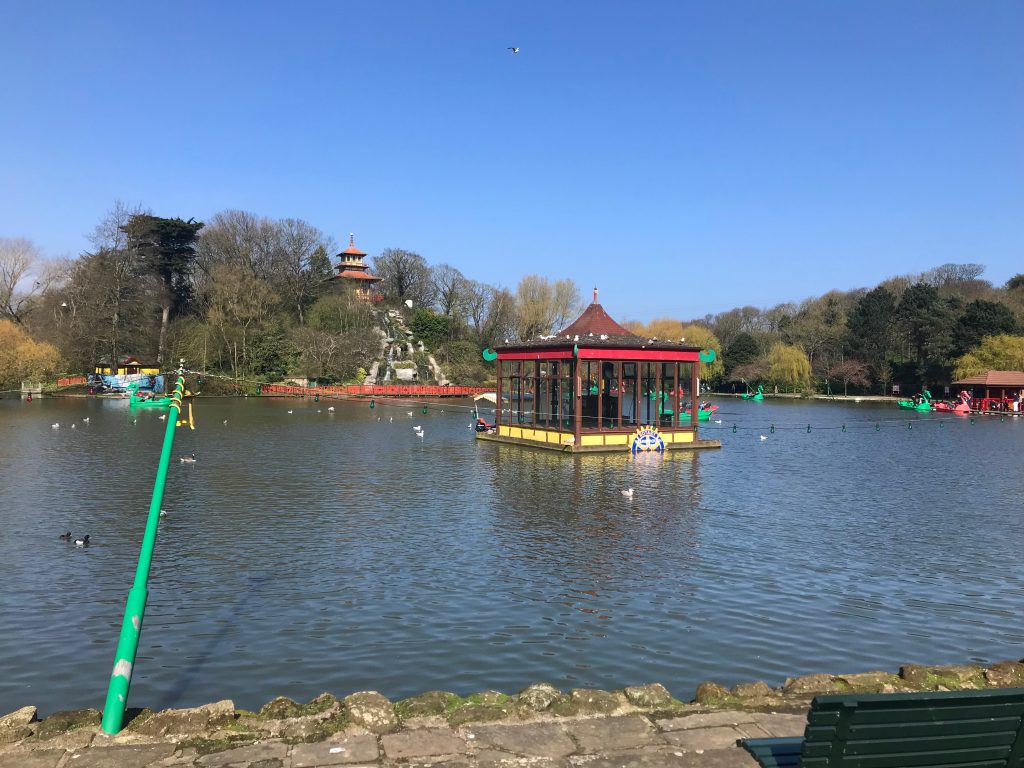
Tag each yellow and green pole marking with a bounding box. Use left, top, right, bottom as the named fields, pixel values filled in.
left=100, top=373, right=187, bottom=735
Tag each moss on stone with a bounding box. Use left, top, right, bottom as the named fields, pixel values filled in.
left=464, top=691, right=511, bottom=706
left=395, top=691, right=462, bottom=720
left=281, top=713, right=349, bottom=744
left=447, top=704, right=511, bottom=727
left=34, top=708, right=101, bottom=740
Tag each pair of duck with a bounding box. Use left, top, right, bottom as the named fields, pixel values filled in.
left=59, top=532, right=90, bottom=546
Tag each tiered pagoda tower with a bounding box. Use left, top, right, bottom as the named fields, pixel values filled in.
left=332, top=234, right=383, bottom=300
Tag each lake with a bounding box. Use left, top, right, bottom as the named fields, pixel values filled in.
left=1, top=394, right=1022, bottom=716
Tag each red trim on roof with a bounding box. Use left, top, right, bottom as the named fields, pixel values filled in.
left=498, top=350, right=575, bottom=360
left=337, top=271, right=382, bottom=281
left=578, top=348, right=700, bottom=362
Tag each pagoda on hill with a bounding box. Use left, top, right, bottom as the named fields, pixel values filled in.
left=476, top=288, right=721, bottom=454
left=332, top=234, right=383, bottom=301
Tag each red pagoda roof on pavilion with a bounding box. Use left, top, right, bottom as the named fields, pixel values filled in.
left=495, top=288, right=700, bottom=353
left=558, top=301, right=636, bottom=339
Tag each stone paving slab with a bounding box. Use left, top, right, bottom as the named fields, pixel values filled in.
left=196, top=742, right=288, bottom=766
left=381, top=727, right=469, bottom=759
left=565, top=716, right=663, bottom=753
left=0, top=748, right=65, bottom=768
left=291, top=734, right=380, bottom=766
left=465, top=722, right=575, bottom=758
left=661, top=725, right=747, bottom=750
left=656, top=712, right=757, bottom=731
left=746, top=713, right=806, bottom=736
left=574, top=746, right=757, bottom=768
left=65, top=743, right=178, bottom=768
left=473, top=747, right=569, bottom=767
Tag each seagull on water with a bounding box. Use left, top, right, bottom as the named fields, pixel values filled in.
left=158, top=414, right=167, bottom=421
left=71, top=423, right=76, bottom=429
left=759, top=435, right=768, bottom=441
left=621, top=488, right=635, bottom=499
left=82, top=417, right=90, bottom=423
left=327, top=406, right=335, bottom=412
left=51, top=423, right=59, bottom=429
left=287, top=409, right=294, bottom=414
left=407, top=411, right=413, bottom=417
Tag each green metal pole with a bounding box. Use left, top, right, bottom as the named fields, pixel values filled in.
left=100, top=375, right=186, bottom=735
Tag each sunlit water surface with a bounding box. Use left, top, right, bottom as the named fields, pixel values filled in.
left=1, top=396, right=1022, bottom=715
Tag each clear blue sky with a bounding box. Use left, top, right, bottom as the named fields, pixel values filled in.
left=2, top=1, right=1021, bottom=321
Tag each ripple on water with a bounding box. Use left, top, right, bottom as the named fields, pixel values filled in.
left=1, top=398, right=1023, bottom=713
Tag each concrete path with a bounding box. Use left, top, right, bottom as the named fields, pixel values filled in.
left=0, top=710, right=805, bottom=768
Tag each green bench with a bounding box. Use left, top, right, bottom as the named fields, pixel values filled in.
left=741, top=688, right=1024, bottom=767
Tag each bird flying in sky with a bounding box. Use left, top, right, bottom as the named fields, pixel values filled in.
left=508, top=47, right=520, bottom=54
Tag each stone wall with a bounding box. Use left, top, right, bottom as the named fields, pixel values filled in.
left=2, top=659, right=1021, bottom=759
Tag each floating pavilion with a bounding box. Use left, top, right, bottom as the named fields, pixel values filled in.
left=476, top=290, right=722, bottom=453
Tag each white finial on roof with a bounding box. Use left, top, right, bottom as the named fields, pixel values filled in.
left=349, top=233, right=355, bottom=246
left=593, top=287, right=598, bottom=303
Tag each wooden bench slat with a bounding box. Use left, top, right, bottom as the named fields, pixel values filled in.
left=847, top=718, right=1024, bottom=739
left=741, top=737, right=804, bottom=768
left=842, top=731, right=1016, bottom=756
left=829, top=744, right=1015, bottom=768
left=840, top=703, right=1024, bottom=725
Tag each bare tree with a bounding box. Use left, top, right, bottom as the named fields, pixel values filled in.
left=275, top=218, right=334, bottom=324
left=482, top=287, right=517, bottom=346
left=922, top=263, right=986, bottom=287
left=0, top=237, right=60, bottom=325
left=74, top=202, right=153, bottom=374
left=515, top=275, right=581, bottom=340
left=463, top=280, right=493, bottom=342
left=372, top=248, right=435, bottom=307
left=196, top=210, right=278, bottom=282
left=205, top=264, right=279, bottom=378
left=431, top=263, right=469, bottom=317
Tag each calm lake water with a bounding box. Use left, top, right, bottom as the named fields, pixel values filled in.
left=1, top=395, right=1023, bottom=716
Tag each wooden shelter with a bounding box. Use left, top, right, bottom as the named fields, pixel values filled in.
left=477, top=291, right=722, bottom=453
left=952, top=370, right=1024, bottom=412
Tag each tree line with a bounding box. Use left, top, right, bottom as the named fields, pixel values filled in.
left=3, top=205, right=1023, bottom=395
left=645, top=264, right=1024, bottom=395
left=0, top=205, right=584, bottom=389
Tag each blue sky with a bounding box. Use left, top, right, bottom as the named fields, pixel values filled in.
left=1, top=1, right=1021, bottom=321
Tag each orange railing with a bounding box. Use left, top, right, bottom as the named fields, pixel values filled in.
left=57, top=375, right=88, bottom=388
left=258, top=384, right=492, bottom=398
